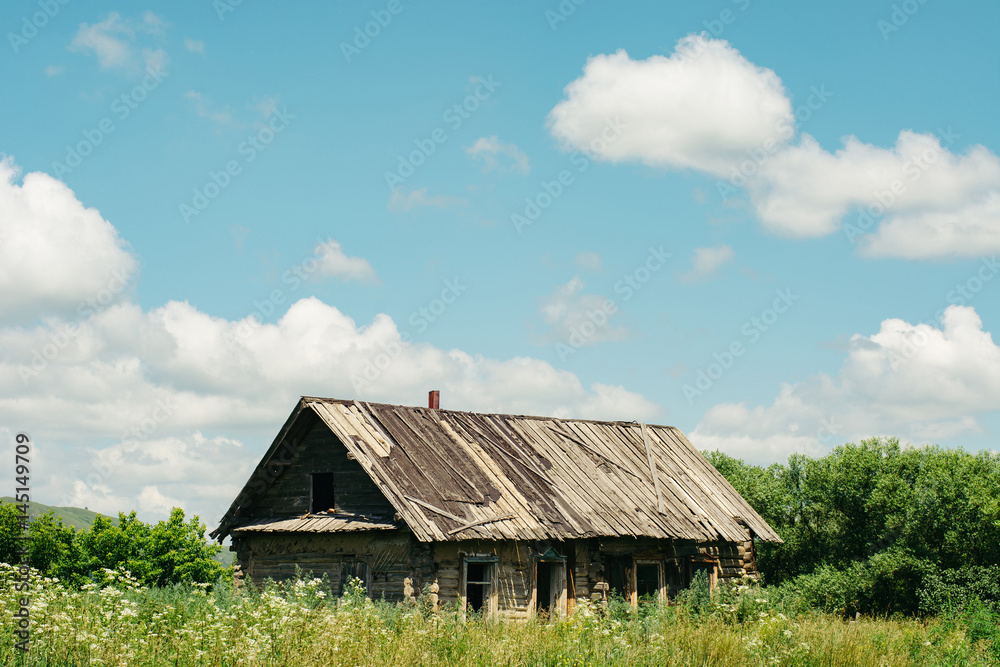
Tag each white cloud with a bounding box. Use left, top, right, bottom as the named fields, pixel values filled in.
left=547, top=36, right=794, bottom=175
left=314, top=239, right=378, bottom=283
left=1, top=295, right=659, bottom=524
left=466, top=136, right=530, bottom=175
left=677, top=245, right=733, bottom=282
left=539, top=277, right=629, bottom=346
left=689, top=305, right=1000, bottom=464
left=184, top=38, right=205, bottom=54
left=137, top=485, right=183, bottom=515
left=69, top=11, right=169, bottom=74
left=574, top=251, right=603, bottom=272
left=388, top=187, right=466, bottom=212
left=0, top=157, right=137, bottom=321
left=44, top=64, right=65, bottom=77
left=747, top=131, right=1000, bottom=256
left=549, top=34, right=1000, bottom=260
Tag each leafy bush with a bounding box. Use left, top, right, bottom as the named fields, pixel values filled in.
left=0, top=502, right=227, bottom=588
left=919, top=565, right=1000, bottom=616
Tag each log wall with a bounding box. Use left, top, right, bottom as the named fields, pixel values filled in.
left=232, top=531, right=761, bottom=611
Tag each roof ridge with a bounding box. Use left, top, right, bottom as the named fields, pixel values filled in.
left=300, top=396, right=678, bottom=430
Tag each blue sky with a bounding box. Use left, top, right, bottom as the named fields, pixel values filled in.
left=2, top=0, right=999, bottom=525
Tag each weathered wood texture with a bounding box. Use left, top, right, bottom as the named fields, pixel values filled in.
left=233, top=533, right=762, bottom=614
left=242, top=419, right=395, bottom=522
left=227, top=398, right=782, bottom=544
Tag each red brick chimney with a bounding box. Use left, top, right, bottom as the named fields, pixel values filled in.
left=428, top=390, right=440, bottom=410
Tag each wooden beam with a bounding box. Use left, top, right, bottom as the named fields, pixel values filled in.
left=446, top=513, right=517, bottom=536
left=641, top=423, right=667, bottom=514
left=403, top=495, right=465, bottom=522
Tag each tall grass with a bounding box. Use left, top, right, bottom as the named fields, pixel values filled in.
left=1, top=563, right=997, bottom=666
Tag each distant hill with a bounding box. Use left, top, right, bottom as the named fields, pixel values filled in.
left=0, top=497, right=234, bottom=566
left=0, top=497, right=118, bottom=530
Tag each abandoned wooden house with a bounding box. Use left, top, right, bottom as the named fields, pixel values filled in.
left=211, top=393, right=781, bottom=617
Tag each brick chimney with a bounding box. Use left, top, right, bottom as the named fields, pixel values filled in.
left=428, top=390, right=440, bottom=409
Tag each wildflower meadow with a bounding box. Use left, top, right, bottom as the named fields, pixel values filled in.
left=2, top=563, right=998, bottom=666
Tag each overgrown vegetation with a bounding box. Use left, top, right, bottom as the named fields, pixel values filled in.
left=1, top=566, right=998, bottom=666
left=706, top=437, right=1000, bottom=617
left=0, top=504, right=225, bottom=588
left=1, top=437, right=998, bottom=664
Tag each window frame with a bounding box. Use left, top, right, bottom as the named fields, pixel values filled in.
left=632, top=558, right=665, bottom=604
left=338, top=555, right=370, bottom=596
left=532, top=554, right=567, bottom=618
left=461, top=555, right=498, bottom=616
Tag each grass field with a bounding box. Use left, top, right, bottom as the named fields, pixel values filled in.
left=2, top=564, right=997, bottom=666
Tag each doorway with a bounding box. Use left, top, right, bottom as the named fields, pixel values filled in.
left=534, top=560, right=565, bottom=617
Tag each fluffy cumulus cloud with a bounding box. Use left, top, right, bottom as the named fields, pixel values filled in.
left=1, top=296, right=659, bottom=524
left=677, top=245, right=733, bottom=283
left=550, top=34, right=1000, bottom=260
left=690, top=305, right=1000, bottom=464
left=0, top=157, right=137, bottom=321
left=547, top=35, right=794, bottom=175
left=747, top=131, right=1000, bottom=257
left=0, top=161, right=659, bottom=524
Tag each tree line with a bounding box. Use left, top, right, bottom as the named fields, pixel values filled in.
left=707, top=437, right=1000, bottom=616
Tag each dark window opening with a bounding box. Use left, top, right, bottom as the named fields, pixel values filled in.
left=465, top=561, right=492, bottom=613
left=535, top=561, right=564, bottom=615
left=665, top=560, right=683, bottom=599
left=339, top=558, right=368, bottom=594
left=606, top=555, right=630, bottom=601
left=311, top=472, right=335, bottom=513
left=636, top=564, right=659, bottom=602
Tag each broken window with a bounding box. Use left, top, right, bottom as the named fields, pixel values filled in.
left=605, top=555, right=631, bottom=602
left=339, top=557, right=368, bottom=595
left=310, top=472, right=335, bottom=513
left=635, top=561, right=661, bottom=603
left=463, top=557, right=496, bottom=614
left=534, top=547, right=567, bottom=618
left=689, top=557, right=718, bottom=590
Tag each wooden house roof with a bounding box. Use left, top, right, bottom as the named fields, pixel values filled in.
left=212, top=397, right=782, bottom=544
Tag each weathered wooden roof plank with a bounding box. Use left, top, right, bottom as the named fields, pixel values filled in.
left=215, top=396, right=783, bottom=544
